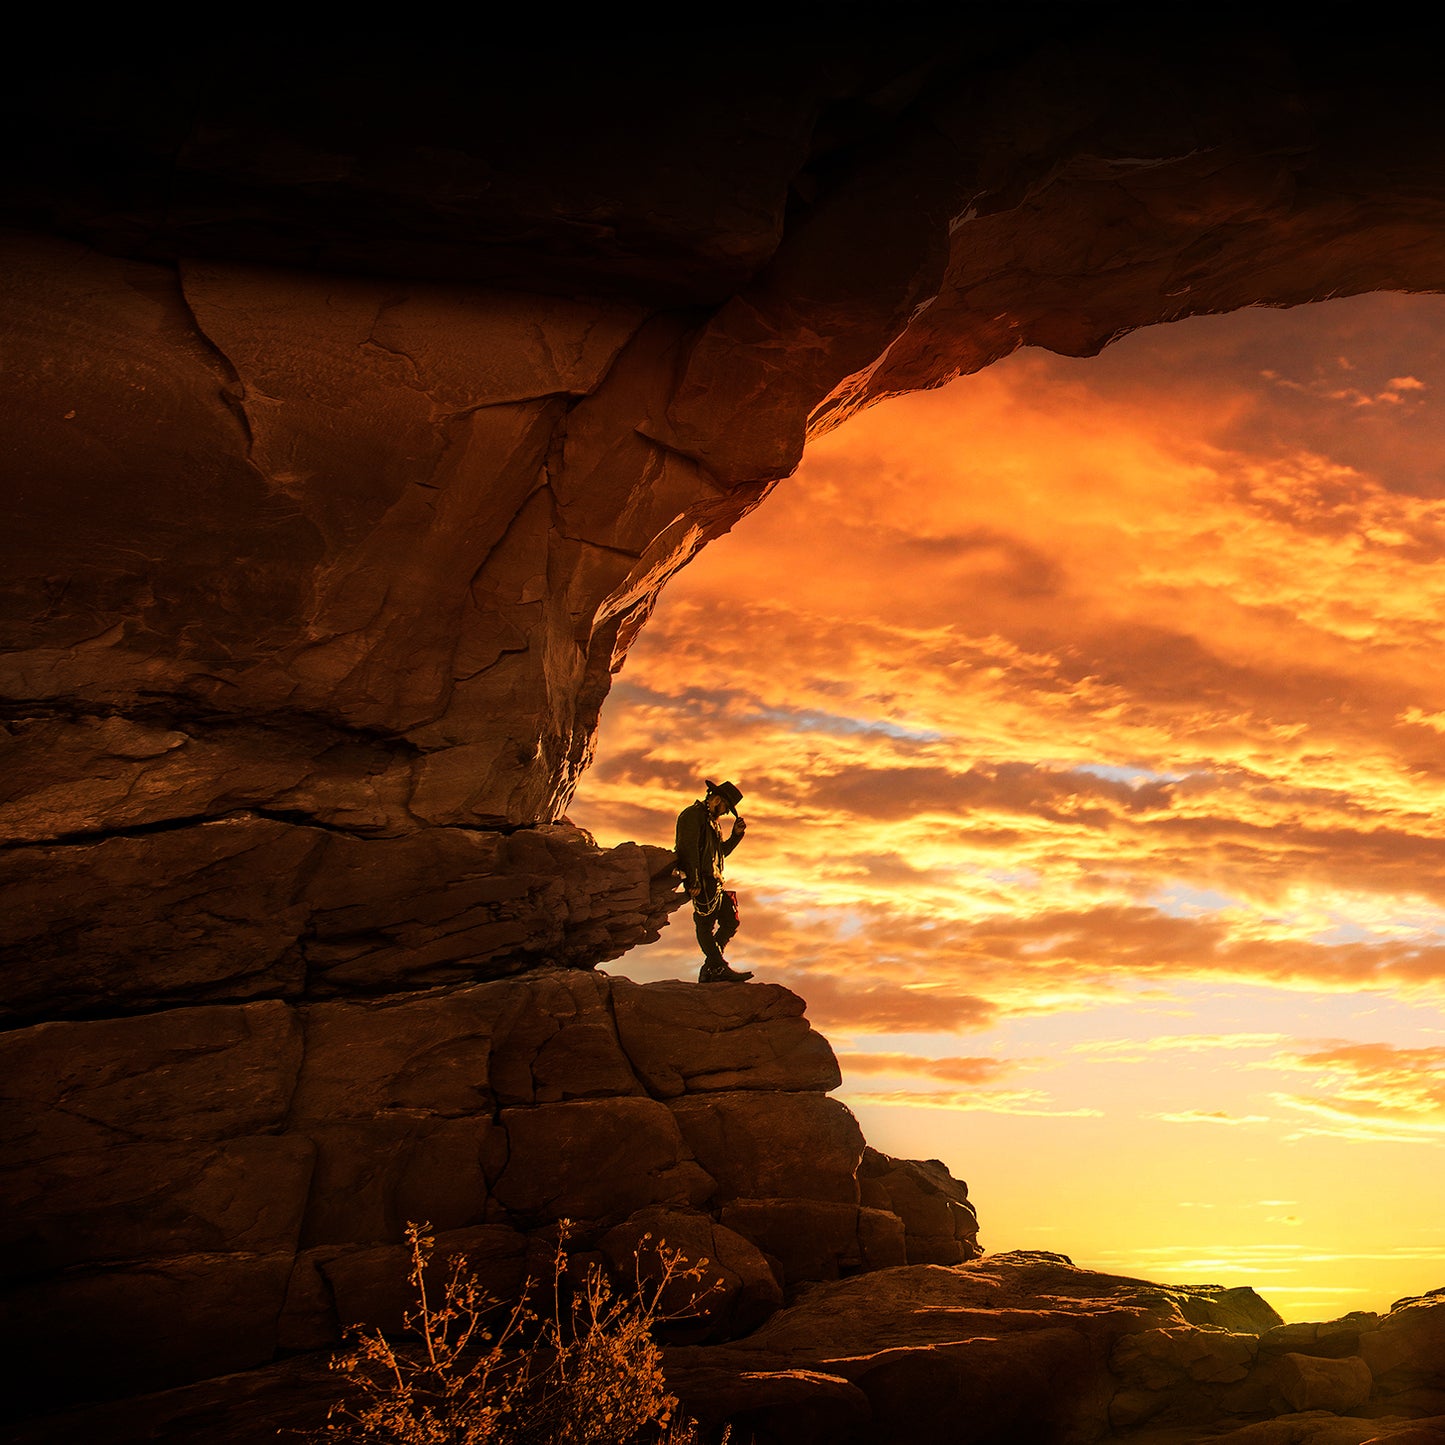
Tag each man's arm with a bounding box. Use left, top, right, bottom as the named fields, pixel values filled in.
left=721, top=815, right=747, bottom=857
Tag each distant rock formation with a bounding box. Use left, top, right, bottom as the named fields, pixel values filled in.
left=665, top=1258, right=1445, bottom=1444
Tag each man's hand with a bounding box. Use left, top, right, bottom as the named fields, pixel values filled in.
left=732, top=816, right=747, bottom=837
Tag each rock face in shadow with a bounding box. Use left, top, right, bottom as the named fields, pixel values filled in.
left=9, top=21, right=1445, bottom=977
left=15, top=1250, right=1443, bottom=1445
left=663, top=1257, right=1445, bottom=1445
left=0, top=976, right=979, bottom=1423
left=1, top=817, right=681, bottom=1024
left=6, top=21, right=1445, bottom=1445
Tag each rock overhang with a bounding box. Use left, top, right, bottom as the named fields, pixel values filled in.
left=7, top=22, right=1445, bottom=1441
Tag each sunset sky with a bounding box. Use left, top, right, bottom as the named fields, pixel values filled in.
left=569, top=292, right=1445, bottom=1323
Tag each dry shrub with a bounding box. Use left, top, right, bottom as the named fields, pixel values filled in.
left=310, top=1222, right=720, bottom=1445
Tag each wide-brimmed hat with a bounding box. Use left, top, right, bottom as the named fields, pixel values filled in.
left=705, top=779, right=744, bottom=814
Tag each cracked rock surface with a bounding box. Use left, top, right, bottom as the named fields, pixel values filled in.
left=0, top=974, right=976, bottom=1425
left=7, top=20, right=1445, bottom=1445
left=662, top=1259, right=1445, bottom=1445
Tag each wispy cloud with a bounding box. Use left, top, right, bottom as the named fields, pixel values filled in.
left=1266, top=1042, right=1445, bottom=1145
left=1149, top=1110, right=1273, bottom=1126
left=845, top=1088, right=1105, bottom=1118
left=1076, top=1033, right=1287, bottom=1058
left=836, top=1051, right=1014, bottom=1085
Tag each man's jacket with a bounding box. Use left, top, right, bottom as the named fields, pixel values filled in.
left=674, top=800, right=743, bottom=897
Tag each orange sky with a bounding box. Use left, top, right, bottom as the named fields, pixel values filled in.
left=570, top=293, right=1445, bottom=1322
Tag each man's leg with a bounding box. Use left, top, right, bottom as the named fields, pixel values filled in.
left=697, top=893, right=750, bottom=982
left=695, top=909, right=727, bottom=980
left=715, top=891, right=739, bottom=954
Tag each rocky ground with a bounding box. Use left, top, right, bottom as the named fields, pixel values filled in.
left=4, top=977, right=1440, bottom=1445
left=0, top=975, right=975, bottom=1430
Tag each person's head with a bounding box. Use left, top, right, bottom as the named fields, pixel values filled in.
left=705, top=778, right=743, bottom=817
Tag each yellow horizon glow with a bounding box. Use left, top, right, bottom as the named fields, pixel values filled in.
left=571, top=293, right=1445, bottom=1323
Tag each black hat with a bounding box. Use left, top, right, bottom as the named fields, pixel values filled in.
left=705, top=779, right=744, bottom=814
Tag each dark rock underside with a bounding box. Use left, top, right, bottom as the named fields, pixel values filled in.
left=6, top=15, right=1445, bottom=1441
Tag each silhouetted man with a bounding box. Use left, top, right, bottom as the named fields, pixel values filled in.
left=674, top=779, right=753, bottom=983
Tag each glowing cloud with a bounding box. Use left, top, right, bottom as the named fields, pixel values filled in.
left=575, top=291, right=1445, bottom=1318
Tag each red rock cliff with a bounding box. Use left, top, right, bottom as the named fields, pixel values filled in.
left=6, top=19, right=1445, bottom=1443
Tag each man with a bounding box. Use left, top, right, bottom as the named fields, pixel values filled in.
left=674, top=779, right=753, bottom=983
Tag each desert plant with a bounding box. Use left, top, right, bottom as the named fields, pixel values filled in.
left=308, top=1223, right=718, bottom=1445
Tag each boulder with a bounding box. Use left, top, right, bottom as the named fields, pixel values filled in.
left=493, top=1097, right=715, bottom=1225
left=1361, top=1293, right=1445, bottom=1416
left=1261, top=1312, right=1383, bottom=1360
left=1275, top=1352, right=1374, bottom=1414
left=857, top=1146, right=981, bottom=1263
left=718, top=1200, right=904, bottom=1288
left=610, top=979, right=841, bottom=1096
left=485, top=970, right=647, bottom=1105
left=662, top=1252, right=1358, bottom=1444
left=599, top=1205, right=784, bottom=1339
left=665, top=1254, right=1174, bottom=1445
left=668, top=1092, right=864, bottom=1205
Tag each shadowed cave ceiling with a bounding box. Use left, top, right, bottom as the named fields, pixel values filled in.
left=6, top=14, right=1445, bottom=1016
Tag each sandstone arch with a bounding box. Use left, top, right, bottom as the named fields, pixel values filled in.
left=5, top=15, right=1445, bottom=1428
left=7, top=20, right=1445, bottom=1006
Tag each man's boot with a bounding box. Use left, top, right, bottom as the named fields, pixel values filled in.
left=698, top=960, right=752, bottom=983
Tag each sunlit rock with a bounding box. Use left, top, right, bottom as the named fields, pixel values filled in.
left=610, top=977, right=843, bottom=1096
left=858, top=1144, right=982, bottom=1264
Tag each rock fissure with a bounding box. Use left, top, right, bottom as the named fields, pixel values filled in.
left=8, top=24, right=1445, bottom=1442
left=170, top=265, right=263, bottom=466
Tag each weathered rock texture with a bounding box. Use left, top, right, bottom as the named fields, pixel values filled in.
left=661, top=1258, right=1445, bottom=1445
left=7, top=18, right=1445, bottom=1444
left=9, top=19, right=1445, bottom=975
left=15, top=1255, right=1443, bottom=1445
left=1, top=817, right=679, bottom=1024
left=0, top=976, right=979, bottom=1422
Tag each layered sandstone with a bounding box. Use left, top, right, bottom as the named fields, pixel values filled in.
left=0, top=975, right=977, bottom=1421
left=1, top=817, right=680, bottom=1024
left=7, top=20, right=1445, bottom=1445
left=9, top=23, right=1445, bottom=967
